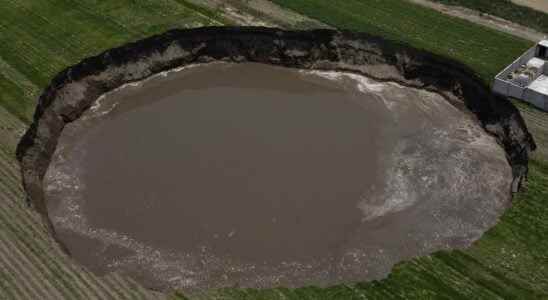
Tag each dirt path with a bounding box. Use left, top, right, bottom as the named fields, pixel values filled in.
left=512, top=0, right=548, bottom=14
left=186, top=0, right=329, bottom=29
left=191, top=0, right=541, bottom=42
left=408, top=0, right=546, bottom=42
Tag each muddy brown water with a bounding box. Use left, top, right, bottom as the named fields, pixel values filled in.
left=45, top=63, right=512, bottom=292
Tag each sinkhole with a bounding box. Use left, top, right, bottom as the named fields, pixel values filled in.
left=43, top=62, right=512, bottom=292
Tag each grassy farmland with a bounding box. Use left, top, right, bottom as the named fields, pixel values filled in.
left=0, top=1, right=228, bottom=299
left=1, top=0, right=548, bottom=299
left=431, top=0, right=548, bottom=34
left=271, top=0, right=534, bottom=83
left=0, top=0, right=225, bottom=123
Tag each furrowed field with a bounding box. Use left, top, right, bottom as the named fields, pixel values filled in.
left=0, top=1, right=226, bottom=299
left=1, top=0, right=548, bottom=299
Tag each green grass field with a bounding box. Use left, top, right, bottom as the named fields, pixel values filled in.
left=1, top=0, right=548, bottom=299
left=0, top=1, right=227, bottom=299
left=271, top=0, right=534, bottom=83
left=0, top=0, right=223, bottom=123
left=431, top=0, right=548, bottom=34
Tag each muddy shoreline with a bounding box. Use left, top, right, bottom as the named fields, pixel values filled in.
left=17, top=26, right=535, bottom=290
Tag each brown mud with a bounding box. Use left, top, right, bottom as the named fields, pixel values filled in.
left=45, top=63, right=511, bottom=292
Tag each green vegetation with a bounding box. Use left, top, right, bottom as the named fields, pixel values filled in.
left=1, top=0, right=548, bottom=299
left=0, top=1, right=226, bottom=299
left=0, top=73, right=33, bottom=123
left=173, top=0, right=237, bottom=26
left=432, top=0, right=548, bottom=34
left=245, top=0, right=548, bottom=298
left=0, top=0, right=223, bottom=123
left=271, top=0, right=533, bottom=84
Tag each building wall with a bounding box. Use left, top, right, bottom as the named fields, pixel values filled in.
left=524, top=88, right=548, bottom=111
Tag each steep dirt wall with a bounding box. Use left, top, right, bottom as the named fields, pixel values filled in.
left=16, top=26, right=535, bottom=229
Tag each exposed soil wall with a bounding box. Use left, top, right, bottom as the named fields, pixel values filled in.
left=16, top=26, right=535, bottom=232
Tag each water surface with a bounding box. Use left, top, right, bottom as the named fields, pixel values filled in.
left=45, top=63, right=512, bottom=292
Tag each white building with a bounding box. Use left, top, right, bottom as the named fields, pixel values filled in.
left=493, top=40, right=548, bottom=111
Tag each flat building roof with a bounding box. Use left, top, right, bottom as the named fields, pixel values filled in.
left=538, top=40, right=548, bottom=48
left=528, top=75, right=548, bottom=95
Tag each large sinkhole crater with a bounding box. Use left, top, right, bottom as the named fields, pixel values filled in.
left=17, top=27, right=535, bottom=293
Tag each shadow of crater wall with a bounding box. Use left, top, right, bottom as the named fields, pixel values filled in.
left=16, top=26, right=535, bottom=234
